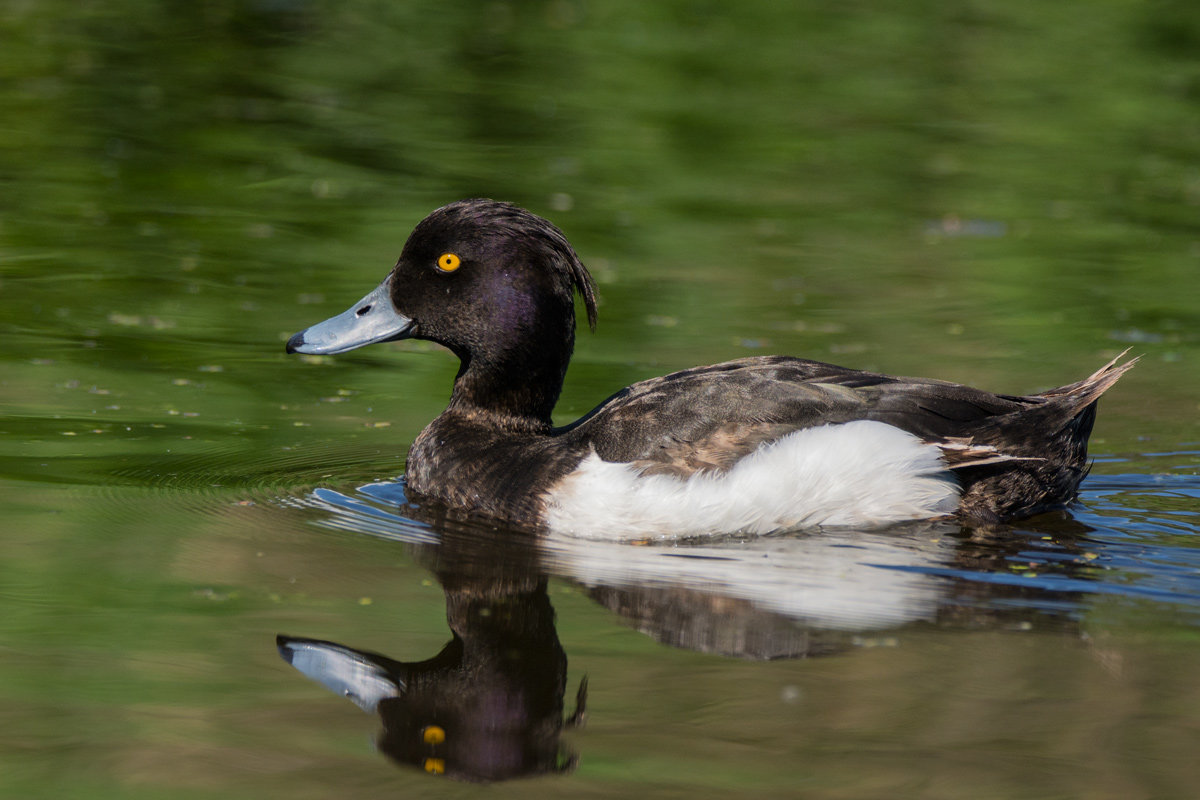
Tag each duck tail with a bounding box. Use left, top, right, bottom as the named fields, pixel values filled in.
left=1041, top=348, right=1137, bottom=450
left=950, top=351, right=1136, bottom=522
left=1035, top=348, right=1138, bottom=411
left=1003, top=349, right=1137, bottom=451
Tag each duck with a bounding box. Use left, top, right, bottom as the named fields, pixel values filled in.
left=286, top=199, right=1134, bottom=539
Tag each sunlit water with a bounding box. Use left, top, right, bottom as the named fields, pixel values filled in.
left=4, top=2, right=1200, bottom=797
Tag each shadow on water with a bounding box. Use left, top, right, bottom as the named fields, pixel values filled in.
left=274, top=472, right=1200, bottom=782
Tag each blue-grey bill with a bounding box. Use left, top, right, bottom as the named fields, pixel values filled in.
left=277, top=635, right=403, bottom=713
left=286, top=278, right=413, bottom=355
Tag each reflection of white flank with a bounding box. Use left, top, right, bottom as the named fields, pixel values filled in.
left=543, top=528, right=955, bottom=631
left=545, top=420, right=960, bottom=540
left=289, top=478, right=957, bottom=633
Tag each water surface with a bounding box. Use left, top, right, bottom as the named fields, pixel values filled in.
left=3, top=2, right=1199, bottom=797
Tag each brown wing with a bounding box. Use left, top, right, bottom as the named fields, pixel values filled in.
left=563, top=355, right=1031, bottom=477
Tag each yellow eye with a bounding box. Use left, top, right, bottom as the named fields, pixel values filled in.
left=437, top=253, right=461, bottom=272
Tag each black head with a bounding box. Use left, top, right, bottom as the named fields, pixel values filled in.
left=392, top=199, right=597, bottom=355
left=288, top=199, right=598, bottom=423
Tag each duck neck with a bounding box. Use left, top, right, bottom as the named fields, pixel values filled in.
left=445, top=339, right=571, bottom=432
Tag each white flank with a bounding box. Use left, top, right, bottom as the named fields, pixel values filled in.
left=543, top=420, right=960, bottom=540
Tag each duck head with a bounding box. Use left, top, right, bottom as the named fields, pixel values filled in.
left=287, top=199, right=598, bottom=422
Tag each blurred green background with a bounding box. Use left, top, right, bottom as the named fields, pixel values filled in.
left=2, top=1, right=1199, bottom=797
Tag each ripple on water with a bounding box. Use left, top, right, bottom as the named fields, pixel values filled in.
left=5, top=416, right=406, bottom=523
left=24, top=413, right=1197, bottom=630
left=278, top=460, right=1200, bottom=635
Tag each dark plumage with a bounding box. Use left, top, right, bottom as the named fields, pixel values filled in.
left=287, top=199, right=1134, bottom=530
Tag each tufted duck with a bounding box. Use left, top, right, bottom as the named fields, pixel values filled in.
left=287, top=199, right=1134, bottom=538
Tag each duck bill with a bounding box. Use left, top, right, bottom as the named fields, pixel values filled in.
left=286, top=278, right=414, bottom=355
left=276, top=635, right=404, bottom=713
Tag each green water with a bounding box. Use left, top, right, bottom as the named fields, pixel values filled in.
left=3, top=1, right=1200, bottom=797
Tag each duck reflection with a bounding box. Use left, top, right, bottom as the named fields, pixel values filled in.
left=278, top=523, right=586, bottom=782
left=279, top=483, right=1099, bottom=780
left=575, top=512, right=1096, bottom=657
